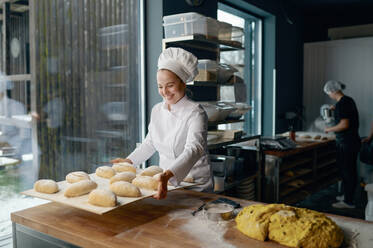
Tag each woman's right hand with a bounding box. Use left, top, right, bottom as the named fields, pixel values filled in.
left=110, top=158, right=133, bottom=164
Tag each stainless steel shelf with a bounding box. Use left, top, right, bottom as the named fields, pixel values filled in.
left=163, top=35, right=244, bottom=52
left=208, top=119, right=244, bottom=126
left=207, top=134, right=260, bottom=150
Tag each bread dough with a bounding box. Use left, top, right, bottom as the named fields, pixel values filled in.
left=236, top=204, right=343, bottom=248
left=322, top=136, right=328, bottom=141
left=34, top=179, right=59, bottom=194
left=183, top=176, right=194, bottom=183
left=300, top=134, right=311, bottom=139
left=140, top=165, right=163, bottom=177
left=110, top=172, right=136, bottom=184
left=110, top=181, right=141, bottom=197
left=132, top=176, right=159, bottom=191
left=66, top=171, right=90, bottom=183
left=313, top=135, right=321, bottom=140
left=112, top=162, right=136, bottom=173
left=64, top=180, right=97, bottom=197
left=96, top=166, right=116, bottom=179
left=153, top=173, right=172, bottom=186
left=88, top=189, right=117, bottom=207
left=153, top=173, right=162, bottom=181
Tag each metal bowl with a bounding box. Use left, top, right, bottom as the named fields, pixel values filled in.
left=204, top=203, right=234, bottom=221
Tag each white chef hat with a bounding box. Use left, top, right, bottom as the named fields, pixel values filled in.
left=157, top=47, right=198, bottom=83
left=323, top=80, right=345, bottom=94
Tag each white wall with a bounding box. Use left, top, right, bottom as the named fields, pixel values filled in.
left=303, top=37, right=373, bottom=137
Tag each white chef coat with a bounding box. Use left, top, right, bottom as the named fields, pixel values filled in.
left=0, top=96, right=30, bottom=154
left=127, top=95, right=213, bottom=192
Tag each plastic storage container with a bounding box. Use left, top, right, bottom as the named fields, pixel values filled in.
left=231, top=26, right=244, bottom=45
left=218, top=21, right=232, bottom=41
left=98, top=24, right=129, bottom=50
left=163, top=12, right=219, bottom=39
left=195, top=59, right=219, bottom=82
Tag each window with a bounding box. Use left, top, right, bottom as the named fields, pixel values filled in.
left=0, top=0, right=142, bottom=241
left=218, top=3, right=262, bottom=135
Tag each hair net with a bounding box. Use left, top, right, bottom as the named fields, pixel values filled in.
left=323, top=80, right=344, bottom=94
left=157, top=47, right=198, bottom=83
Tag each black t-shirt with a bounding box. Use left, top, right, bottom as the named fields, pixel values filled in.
left=334, top=95, right=360, bottom=143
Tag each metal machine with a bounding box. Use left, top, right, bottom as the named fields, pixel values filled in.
left=320, top=104, right=334, bottom=124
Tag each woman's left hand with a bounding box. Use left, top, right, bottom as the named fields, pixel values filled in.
left=153, top=170, right=174, bottom=200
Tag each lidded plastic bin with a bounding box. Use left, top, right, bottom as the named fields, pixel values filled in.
left=195, top=59, right=219, bottom=82
left=163, top=12, right=219, bottom=39
left=98, top=24, right=129, bottom=49
left=231, top=26, right=244, bottom=45
left=218, top=21, right=232, bottom=41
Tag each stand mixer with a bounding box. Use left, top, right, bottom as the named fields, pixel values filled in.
left=320, top=104, right=334, bottom=124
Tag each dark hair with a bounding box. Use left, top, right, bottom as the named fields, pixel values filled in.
left=340, top=83, right=346, bottom=90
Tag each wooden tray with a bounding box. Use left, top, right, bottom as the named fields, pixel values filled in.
left=22, top=173, right=195, bottom=215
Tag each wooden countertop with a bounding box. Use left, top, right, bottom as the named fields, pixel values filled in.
left=11, top=189, right=373, bottom=248
left=264, top=139, right=335, bottom=158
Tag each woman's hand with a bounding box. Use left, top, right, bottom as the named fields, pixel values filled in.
left=362, top=136, right=372, bottom=143
left=154, top=170, right=174, bottom=200
left=110, top=158, right=132, bottom=164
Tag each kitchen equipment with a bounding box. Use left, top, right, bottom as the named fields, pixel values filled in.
left=163, top=12, right=219, bottom=39
left=204, top=202, right=234, bottom=221
left=208, top=130, right=243, bottom=140
left=217, top=63, right=237, bottom=83
left=209, top=154, right=235, bottom=181
left=200, top=102, right=236, bottom=122
left=213, top=176, right=225, bottom=192
left=219, top=83, right=247, bottom=102
left=231, top=26, right=244, bottom=44
left=211, top=197, right=241, bottom=208
left=320, top=104, right=334, bottom=124
left=217, top=21, right=232, bottom=41
left=261, top=136, right=297, bottom=150
left=226, top=102, right=252, bottom=119
left=195, top=59, right=218, bottom=82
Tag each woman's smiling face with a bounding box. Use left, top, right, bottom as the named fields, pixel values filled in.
left=157, top=69, right=186, bottom=106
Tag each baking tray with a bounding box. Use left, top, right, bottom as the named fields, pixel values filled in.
left=22, top=173, right=195, bottom=215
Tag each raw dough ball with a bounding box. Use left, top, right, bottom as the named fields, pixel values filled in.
left=153, top=173, right=162, bottom=181
left=140, top=165, right=163, bottom=177
left=110, top=172, right=136, bottom=184
left=66, top=171, right=90, bottom=183
left=235, top=204, right=343, bottom=248
left=88, top=189, right=117, bottom=207
left=300, top=134, right=311, bottom=139
left=313, top=135, right=321, bottom=140
left=110, top=181, right=141, bottom=197
left=183, top=176, right=194, bottom=183
left=34, top=179, right=59, bottom=194
left=96, top=166, right=116, bottom=179
left=64, top=180, right=97, bottom=197
left=153, top=173, right=172, bottom=186
left=112, top=162, right=136, bottom=173
left=132, top=176, right=159, bottom=191
left=321, top=136, right=328, bottom=141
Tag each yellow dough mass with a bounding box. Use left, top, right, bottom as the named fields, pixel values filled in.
left=235, top=204, right=343, bottom=248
